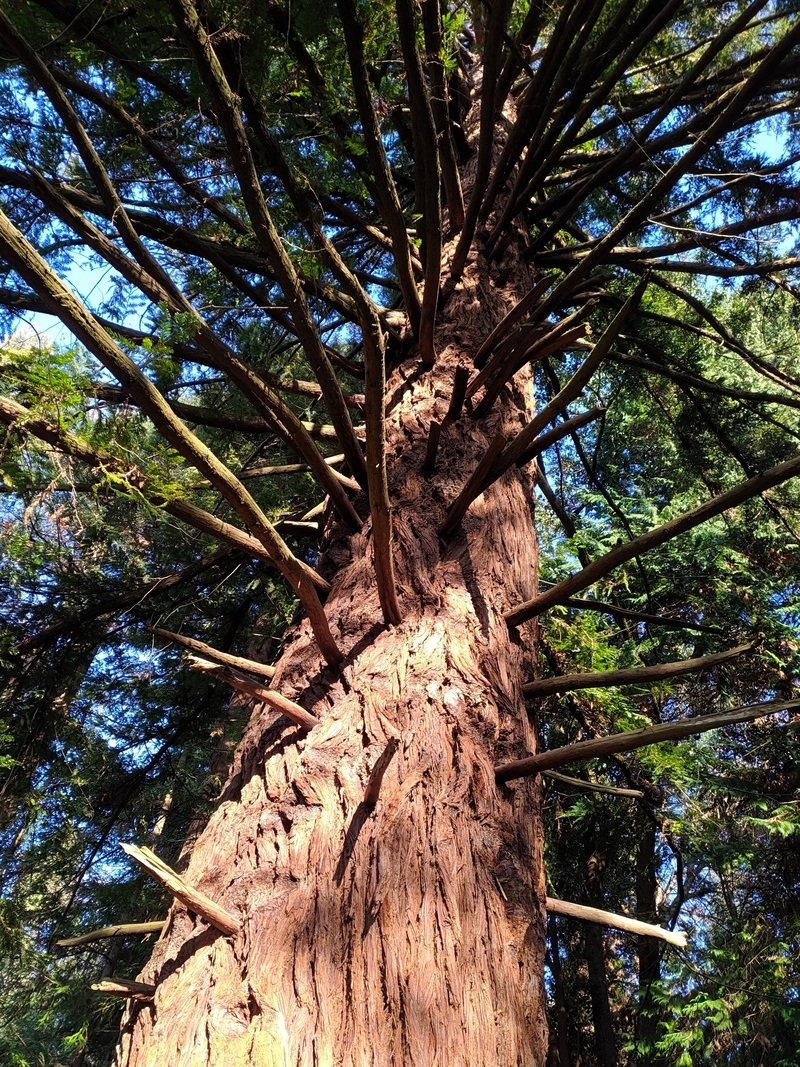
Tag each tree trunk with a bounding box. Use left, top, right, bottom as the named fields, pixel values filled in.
left=114, top=228, right=549, bottom=1063
left=582, top=842, right=618, bottom=1067
left=547, top=915, right=572, bottom=1067
left=635, top=822, right=664, bottom=1065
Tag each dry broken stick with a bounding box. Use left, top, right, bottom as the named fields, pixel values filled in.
left=121, top=843, right=240, bottom=937
left=151, top=627, right=276, bottom=679
left=422, top=365, right=471, bottom=472
left=92, top=977, right=157, bottom=999
left=440, top=434, right=508, bottom=537
left=446, top=364, right=471, bottom=421
left=187, top=656, right=319, bottom=731
left=57, top=921, right=166, bottom=948
left=545, top=897, right=687, bottom=948
left=423, top=419, right=442, bottom=473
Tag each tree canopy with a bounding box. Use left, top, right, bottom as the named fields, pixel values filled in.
left=1, top=0, right=800, bottom=1064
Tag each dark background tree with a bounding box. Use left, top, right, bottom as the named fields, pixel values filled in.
left=1, top=0, right=799, bottom=1063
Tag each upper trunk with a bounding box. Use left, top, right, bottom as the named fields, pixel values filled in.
left=114, top=212, right=549, bottom=1066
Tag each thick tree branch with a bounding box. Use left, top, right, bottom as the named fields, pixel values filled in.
left=527, top=12, right=800, bottom=316
left=0, top=213, right=343, bottom=652
left=6, top=169, right=364, bottom=529
left=545, top=898, right=687, bottom=948
left=471, top=313, right=593, bottom=416
left=150, top=627, right=276, bottom=680
left=523, top=639, right=760, bottom=698
left=121, top=843, right=240, bottom=936
left=613, top=348, right=800, bottom=413
left=506, top=451, right=800, bottom=627
left=169, top=0, right=367, bottom=489
left=486, top=0, right=681, bottom=227
left=495, top=697, right=800, bottom=782
left=0, top=392, right=334, bottom=662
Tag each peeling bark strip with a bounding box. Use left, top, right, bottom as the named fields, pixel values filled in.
left=57, top=922, right=166, bottom=949
left=121, top=844, right=240, bottom=937
left=545, top=898, right=687, bottom=949
left=496, top=697, right=800, bottom=782
left=363, top=737, right=400, bottom=806
left=523, top=638, right=759, bottom=697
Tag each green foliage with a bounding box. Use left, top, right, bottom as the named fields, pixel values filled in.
left=537, top=270, right=800, bottom=1063
left=0, top=326, right=321, bottom=1060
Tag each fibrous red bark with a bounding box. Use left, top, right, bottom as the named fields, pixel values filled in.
left=114, top=215, right=548, bottom=1065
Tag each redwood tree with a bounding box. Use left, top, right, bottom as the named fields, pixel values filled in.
left=1, top=1, right=800, bottom=1064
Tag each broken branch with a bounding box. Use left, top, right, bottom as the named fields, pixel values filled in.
left=545, top=897, right=687, bottom=948
left=91, top=978, right=157, bottom=999
left=57, top=921, right=166, bottom=948
left=121, top=843, right=240, bottom=937
left=187, top=656, right=319, bottom=731
left=151, top=627, right=276, bottom=679
left=423, top=419, right=442, bottom=473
